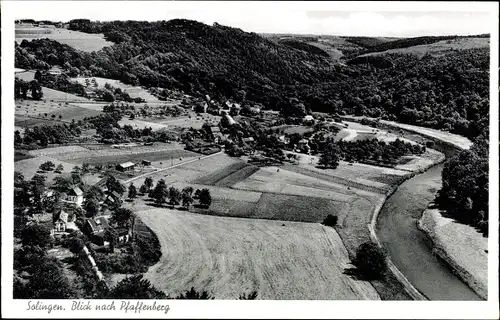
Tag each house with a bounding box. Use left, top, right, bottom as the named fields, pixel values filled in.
left=242, top=137, right=255, bottom=144
left=278, top=135, right=290, bottom=145
left=221, top=114, right=237, bottom=127
left=297, top=139, right=311, bottom=153
left=142, top=159, right=152, bottom=166
left=84, top=216, right=110, bottom=236
left=63, top=187, right=84, bottom=207
left=116, top=161, right=135, bottom=172
left=303, top=115, right=315, bottom=125
left=230, top=103, right=241, bottom=115
left=115, top=228, right=132, bottom=243
left=48, top=66, right=62, bottom=76
left=250, top=106, right=261, bottom=114
left=104, top=191, right=121, bottom=206
left=53, top=210, right=77, bottom=234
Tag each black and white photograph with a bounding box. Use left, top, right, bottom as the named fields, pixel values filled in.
left=1, top=1, right=498, bottom=319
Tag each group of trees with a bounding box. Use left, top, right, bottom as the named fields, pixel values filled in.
left=437, top=135, right=489, bottom=235
left=14, top=78, right=43, bottom=100
left=319, top=137, right=426, bottom=168
left=16, top=122, right=82, bottom=147
left=142, top=178, right=212, bottom=209
left=15, top=21, right=489, bottom=142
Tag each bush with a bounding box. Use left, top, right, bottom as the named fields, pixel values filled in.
left=322, top=214, right=338, bottom=227
left=353, top=242, right=387, bottom=280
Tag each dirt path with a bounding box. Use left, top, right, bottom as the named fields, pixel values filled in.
left=124, top=151, right=222, bottom=184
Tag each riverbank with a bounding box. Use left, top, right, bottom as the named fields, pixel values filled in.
left=418, top=207, right=488, bottom=299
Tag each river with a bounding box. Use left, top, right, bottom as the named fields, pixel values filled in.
left=376, top=148, right=482, bottom=300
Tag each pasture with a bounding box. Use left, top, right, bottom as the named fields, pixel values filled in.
left=360, top=37, right=489, bottom=58
left=14, top=155, right=76, bottom=181
left=73, top=76, right=160, bottom=102
left=139, top=208, right=380, bottom=300
left=16, top=100, right=102, bottom=124
left=15, top=27, right=113, bottom=52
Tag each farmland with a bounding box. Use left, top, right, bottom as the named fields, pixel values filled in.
left=360, top=37, right=489, bottom=58
left=16, top=100, right=102, bottom=124
left=139, top=208, right=380, bottom=300
left=73, top=76, right=160, bottom=102
left=15, top=27, right=113, bottom=52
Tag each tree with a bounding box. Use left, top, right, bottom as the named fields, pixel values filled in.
left=144, top=177, right=153, bottom=190
left=15, top=130, right=23, bottom=145
left=198, top=188, right=212, bottom=208
left=194, top=189, right=201, bottom=199
left=39, top=161, right=55, bottom=172
left=318, top=140, right=340, bottom=169
left=83, top=197, right=100, bottom=218
left=30, top=80, right=43, bottom=100
left=168, top=187, right=181, bottom=206
left=353, top=242, right=387, bottom=280
left=69, top=237, right=85, bottom=255
left=111, top=208, right=134, bottom=228
left=108, top=275, right=167, bottom=299
left=14, top=254, right=75, bottom=299
left=322, top=214, right=338, bottom=227
left=139, top=184, right=148, bottom=195
left=152, top=179, right=169, bottom=205
left=239, top=291, right=258, bottom=300
left=106, top=174, right=125, bottom=195
left=175, top=287, right=213, bottom=300
left=20, top=224, right=53, bottom=249
left=128, top=183, right=137, bottom=199
left=54, top=164, right=64, bottom=173
left=104, top=227, right=118, bottom=253
left=181, top=187, right=194, bottom=210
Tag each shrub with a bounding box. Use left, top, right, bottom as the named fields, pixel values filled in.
left=322, top=214, right=338, bottom=227
left=353, top=242, right=387, bottom=280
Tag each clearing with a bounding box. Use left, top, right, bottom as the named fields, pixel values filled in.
left=14, top=155, right=76, bottom=181
left=139, top=208, right=380, bottom=300
left=15, top=27, right=113, bottom=52
left=360, top=37, right=489, bottom=58
left=73, top=76, right=160, bottom=102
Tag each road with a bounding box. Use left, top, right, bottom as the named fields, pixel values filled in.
left=123, top=150, right=222, bottom=184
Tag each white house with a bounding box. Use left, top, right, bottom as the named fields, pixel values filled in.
left=303, top=115, right=315, bottom=124
left=53, top=210, right=77, bottom=234
left=64, top=187, right=84, bottom=207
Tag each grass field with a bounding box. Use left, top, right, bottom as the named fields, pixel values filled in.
left=16, top=100, right=102, bottom=124
left=270, top=124, right=314, bottom=135
left=192, top=162, right=259, bottom=187
left=139, top=208, right=380, bottom=300
left=73, top=76, right=160, bottom=102
left=14, top=155, right=77, bottom=181
left=361, top=37, right=489, bottom=58
left=15, top=27, right=113, bottom=52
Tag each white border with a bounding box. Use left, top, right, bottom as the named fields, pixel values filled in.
left=2, top=2, right=499, bottom=319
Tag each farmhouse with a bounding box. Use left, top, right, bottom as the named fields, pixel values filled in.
left=115, top=228, right=132, bottom=244
left=84, top=216, right=110, bottom=246
left=221, top=114, right=237, bottom=127
left=303, top=115, right=315, bottom=125
left=104, top=191, right=122, bottom=205
left=48, top=66, right=62, bottom=76
left=242, top=137, right=255, bottom=144
left=52, top=210, right=77, bottom=234
left=116, top=161, right=135, bottom=172
left=63, top=187, right=84, bottom=207
left=142, top=159, right=152, bottom=166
